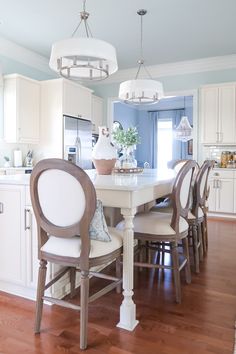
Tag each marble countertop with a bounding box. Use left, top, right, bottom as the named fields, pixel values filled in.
left=0, top=168, right=175, bottom=190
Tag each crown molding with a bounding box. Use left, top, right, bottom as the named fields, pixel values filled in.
left=92, top=54, right=236, bottom=86
left=0, top=36, right=53, bottom=76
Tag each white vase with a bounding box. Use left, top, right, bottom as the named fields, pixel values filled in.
left=92, top=126, right=117, bottom=174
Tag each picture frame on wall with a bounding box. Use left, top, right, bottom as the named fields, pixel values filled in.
left=187, top=139, right=193, bottom=155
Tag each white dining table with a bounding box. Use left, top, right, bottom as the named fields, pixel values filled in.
left=86, top=168, right=175, bottom=331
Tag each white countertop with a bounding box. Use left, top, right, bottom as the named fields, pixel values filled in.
left=0, top=168, right=175, bottom=189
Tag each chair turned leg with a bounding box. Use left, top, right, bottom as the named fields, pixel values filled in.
left=80, top=270, right=89, bottom=350
left=192, top=223, right=200, bottom=273
left=204, top=214, right=209, bottom=248
left=35, top=260, right=47, bottom=334
left=182, top=237, right=191, bottom=284
left=198, top=223, right=204, bottom=260
left=116, top=257, right=122, bottom=294
left=70, top=267, right=76, bottom=299
left=171, top=242, right=181, bottom=304
left=201, top=220, right=207, bottom=254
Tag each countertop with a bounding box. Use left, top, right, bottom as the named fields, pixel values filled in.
left=0, top=169, right=175, bottom=190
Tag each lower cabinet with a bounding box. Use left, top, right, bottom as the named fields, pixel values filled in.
left=208, top=170, right=234, bottom=214
left=0, top=184, right=78, bottom=300
left=0, top=185, right=26, bottom=286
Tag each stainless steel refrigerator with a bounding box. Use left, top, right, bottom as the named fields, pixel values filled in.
left=63, top=115, right=92, bottom=169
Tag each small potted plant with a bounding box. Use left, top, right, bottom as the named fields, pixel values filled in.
left=112, top=126, right=140, bottom=168
left=3, top=156, right=10, bottom=168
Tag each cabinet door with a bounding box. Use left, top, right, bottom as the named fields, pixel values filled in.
left=92, top=95, right=104, bottom=134
left=200, top=87, right=219, bottom=143
left=25, top=207, right=38, bottom=289
left=0, top=186, right=25, bottom=285
left=216, top=178, right=234, bottom=213
left=4, top=75, right=40, bottom=144
left=207, top=179, right=216, bottom=212
left=18, top=77, right=40, bottom=143
left=63, top=81, right=92, bottom=119
left=219, top=85, right=236, bottom=143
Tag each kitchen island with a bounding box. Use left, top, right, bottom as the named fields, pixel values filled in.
left=0, top=168, right=175, bottom=331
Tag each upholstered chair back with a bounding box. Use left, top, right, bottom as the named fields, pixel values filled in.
left=171, top=160, right=198, bottom=233
left=192, top=160, right=214, bottom=216
left=30, top=159, right=97, bottom=264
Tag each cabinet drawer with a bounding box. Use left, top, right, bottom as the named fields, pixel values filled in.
left=211, top=169, right=234, bottom=179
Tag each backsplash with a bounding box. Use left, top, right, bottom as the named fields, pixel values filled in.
left=0, top=140, right=37, bottom=167
left=203, top=145, right=236, bottom=167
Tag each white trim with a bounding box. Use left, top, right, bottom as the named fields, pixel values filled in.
left=0, top=36, right=53, bottom=76
left=208, top=212, right=236, bottom=219
left=93, top=54, right=236, bottom=85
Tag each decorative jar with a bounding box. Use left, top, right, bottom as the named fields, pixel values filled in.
left=92, top=126, right=117, bottom=175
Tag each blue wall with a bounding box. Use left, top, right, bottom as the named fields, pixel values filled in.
left=112, top=96, right=193, bottom=167
left=113, top=102, right=138, bottom=129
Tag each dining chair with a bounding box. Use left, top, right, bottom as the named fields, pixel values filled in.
left=117, top=160, right=197, bottom=303
left=30, top=158, right=123, bottom=350
left=191, top=160, right=214, bottom=255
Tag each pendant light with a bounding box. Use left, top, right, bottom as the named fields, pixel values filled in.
left=119, top=9, right=164, bottom=105
left=175, top=97, right=193, bottom=142
left=49, top=0, right=118, bottom=81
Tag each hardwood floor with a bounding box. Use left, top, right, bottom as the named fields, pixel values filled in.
left=0, top=219, right=236, bottom=353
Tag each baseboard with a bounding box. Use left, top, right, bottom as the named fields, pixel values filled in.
left=207, top=212, right=236, bottom=220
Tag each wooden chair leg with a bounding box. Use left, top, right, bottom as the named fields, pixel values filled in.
left=201, top=220, right=207, bottom=254
left=171, top=242, right=181, bottom=304
left=70, top=267, right=76, bottom=299
left=204, top=214, right=209, bottom=248
left=116, top=257, right=122, bottom=294
left=182, top=237, right=191, bottom=284
left=35, top=260, right=47, bottom=334
left=198, top=224, right=204, bottom=260
left=80, top=270, right=89, bottom=350
left=192, top=224, right=200, bottom=273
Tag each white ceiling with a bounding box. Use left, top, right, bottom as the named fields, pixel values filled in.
left=0, top=0, right=236, bottom=71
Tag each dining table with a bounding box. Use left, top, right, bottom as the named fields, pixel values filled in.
left=86, top=168, right=175, bottom=331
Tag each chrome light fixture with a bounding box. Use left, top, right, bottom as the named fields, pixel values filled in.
left=175, top=97, right=193, bottom=142
left=49, top=0, right=118, bottom=81
left=119, top=9, right=164, bottom=105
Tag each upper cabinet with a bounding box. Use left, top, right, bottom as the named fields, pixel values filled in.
left=4, top=74, right=40, bottom=144
left=91, top=95, right=104, bottom=134
left=63, top=80, right=92, bottom=119
left=40, top=78, right=93, bottom=158
left=200, top=84, right=236, bottom=144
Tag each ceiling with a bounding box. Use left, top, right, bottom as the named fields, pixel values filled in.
left=0, top=0, right=236, bottom=71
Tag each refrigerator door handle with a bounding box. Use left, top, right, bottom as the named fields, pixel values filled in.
left=76, top=136, right=81, bottom=163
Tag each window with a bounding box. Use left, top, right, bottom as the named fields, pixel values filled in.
left=157, top=119, right=173, bottom=172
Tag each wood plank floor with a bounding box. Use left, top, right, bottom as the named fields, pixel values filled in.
left=0, top=219, right=236, bottom=354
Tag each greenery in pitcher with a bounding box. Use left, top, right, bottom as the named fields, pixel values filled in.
left=112, top=126, right=140, bottom=148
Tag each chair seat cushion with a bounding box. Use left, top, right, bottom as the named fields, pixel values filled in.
left=116, top=212, right=189, bottom=237
left=41, top=227, right=123, bottom=259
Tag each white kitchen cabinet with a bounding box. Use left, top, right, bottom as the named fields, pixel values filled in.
left=4, top=74, right=40, bottom=144
left=40, top=78, right=93, bottom=158
left=91, top=95, right=104, bottom=134
left=200, top=84, right=236, bottom=144
left=0, top=185, right=26, bottom=286
left=63, top=80, right=92, bottom=119
left=208, top=170, right=234, bottom=213
left=25, top=206, right=38, bottom=289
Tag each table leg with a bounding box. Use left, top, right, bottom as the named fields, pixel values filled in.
left=117, top=207, right=139, bottom=331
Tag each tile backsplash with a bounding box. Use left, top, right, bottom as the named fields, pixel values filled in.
left=0, top=140, right=36, bottom=167
left=204, top=145, right=236, bottom=166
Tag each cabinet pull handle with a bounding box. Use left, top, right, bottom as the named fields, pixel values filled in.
left=25, top=208, right=31, bottom=230
left=0, top=202, right=4, bottom=214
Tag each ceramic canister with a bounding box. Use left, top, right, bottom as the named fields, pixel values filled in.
left=92, top=126, right=117, bottom=174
